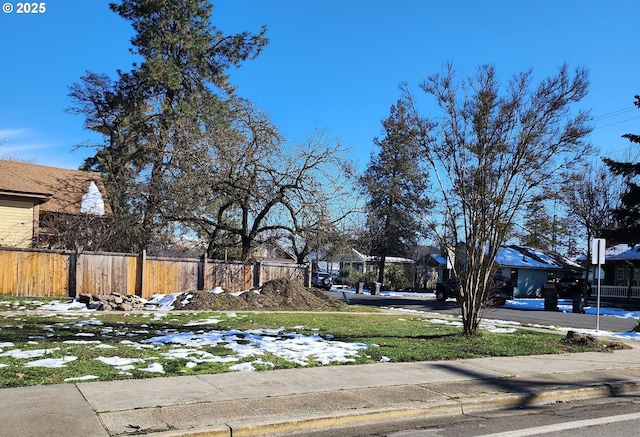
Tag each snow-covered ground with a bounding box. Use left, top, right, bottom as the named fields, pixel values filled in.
left=1, top=289, right=638, bottom=377
left=19, top=289, right=640, bottom=341
left=0, top=301, right=375, bottom=374
left=375, top=289, right=640, bottom=341
left=505, top=298, right=640, bottom=341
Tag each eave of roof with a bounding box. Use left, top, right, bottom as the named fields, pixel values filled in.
left=0, top=189, right=51, bottom=201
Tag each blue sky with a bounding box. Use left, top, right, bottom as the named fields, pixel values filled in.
left=1, top=0, right=638, bottom=170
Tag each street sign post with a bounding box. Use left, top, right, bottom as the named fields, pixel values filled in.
left=592, top=238, right=606, bottom=331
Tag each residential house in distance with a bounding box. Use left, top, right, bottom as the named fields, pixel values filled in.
left=495, top=245, right=582, bottom=297
left=603, top=244, right=640, bottom=288
left=426, top=245, right=582, bottom=298
left=0, top=159, right=111, bottom=248
left=336, top=248, right=415, bottom=275
left=421, top=253, right=448, bottom=289
left=335, top=248, right=416, bottom=290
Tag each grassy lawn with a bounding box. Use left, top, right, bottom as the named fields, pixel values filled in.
left=0, top=297, right=625, bottom=388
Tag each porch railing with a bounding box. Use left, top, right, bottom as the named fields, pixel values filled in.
left=596, top=285, right=640, bottom=299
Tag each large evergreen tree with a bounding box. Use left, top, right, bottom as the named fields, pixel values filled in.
left=68, top=0, right=267, bottom=252
left=602, top=95, right=640, bottom=245
left=360, top=97, right=432, bottom=285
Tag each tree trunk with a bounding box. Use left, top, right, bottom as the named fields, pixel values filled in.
left=377, top=252, right=386, bottom=285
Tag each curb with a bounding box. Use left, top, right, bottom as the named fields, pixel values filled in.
left=143, top=381, right=640, bottom=437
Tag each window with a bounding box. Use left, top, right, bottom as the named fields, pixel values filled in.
left=616, top=268, right=625, bottom=286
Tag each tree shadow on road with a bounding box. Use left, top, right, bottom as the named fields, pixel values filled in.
left=429, top=361, right=640, bottom=410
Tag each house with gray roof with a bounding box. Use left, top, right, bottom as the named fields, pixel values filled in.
left=427, top=245, right=582, bottom=297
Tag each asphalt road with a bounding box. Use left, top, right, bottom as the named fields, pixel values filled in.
left=328, top=291, right=638, bottom=334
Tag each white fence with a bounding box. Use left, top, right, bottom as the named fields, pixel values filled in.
left=597, top=286, right=640, bottom=299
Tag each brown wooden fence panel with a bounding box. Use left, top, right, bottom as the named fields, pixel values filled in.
left=205, top=261, right=253, bottom=292
left=142, top=258, right=199, bottom=298
left=257, top=262, right=309, bottom=287
left=0, top=248, right=69, bottom=297
left=75, top=252, right=137, bottom=296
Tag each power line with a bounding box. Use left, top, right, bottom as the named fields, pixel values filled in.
left=594, top=116, right=640, bottom=130
left=583, top=106, right=638, bottom=131
left=590, top=107, right=636, bottom=121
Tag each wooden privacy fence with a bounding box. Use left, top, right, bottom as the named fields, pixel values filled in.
left=0, top=247, right=310, bottom=299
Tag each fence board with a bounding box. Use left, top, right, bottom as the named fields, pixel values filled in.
left=258, top=262, right=309, bottom=287
left=0, top=249, right=18, bottom=294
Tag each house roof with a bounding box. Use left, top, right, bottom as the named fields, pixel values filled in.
left=335, top=248, right=415, bottom=264
left=350, top=249, right=415, bottom=264
left=609, top=244, right=640, bottom=261
left=0, top=159, right=111, bottom=215
left=423, top=253, right=447, bottom=267
left=497, top=245, right=581, bottom=270
left=429, top=245, right=581, bottom=271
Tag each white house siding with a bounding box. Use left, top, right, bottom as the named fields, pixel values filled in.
left=0, top=198, right=34, bottom=248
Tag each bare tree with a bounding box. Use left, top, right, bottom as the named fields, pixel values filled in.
left=563, top=161, right=622, bottom=280
left=408, top=63, right=593, bottom=334
left=165, top=99, right=351, bottom=262
left=34, top=212, right=117, bottom=252
left=283, top=142, right=360, bottom=265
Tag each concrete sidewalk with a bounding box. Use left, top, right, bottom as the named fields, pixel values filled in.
left=3, top=346, right=640, bottom=437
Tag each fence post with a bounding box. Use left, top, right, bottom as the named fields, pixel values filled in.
left=244, top=263, right=252, bottom=291
left=253, top=261, right=261, bottom=288
left=68, top=251, right=78, bottom=298
left=135, top=249, right=146, bottom=297
left=304, top=264, right=311, bottom=287
left=198, top=255, right=206, bottom=291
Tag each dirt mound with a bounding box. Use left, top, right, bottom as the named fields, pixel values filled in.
left=173, top=278, right=346, bottom=311
left=563, top=330, right=626, bottom=351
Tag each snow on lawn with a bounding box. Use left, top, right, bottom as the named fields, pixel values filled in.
left=0, top=347, right=61, bottom=359
left=146, top=328, right=372, bottom=368
left=374, top=290, right=640, bottom=340
left=506, top=298, right=640, bottom=320
left=64, top=375, right=99, bottom=382
left=24, top=356, right=77, bottom=368
left=37, top=300, right=92, bottom=312
left=0, top=303, right=376, bottom=375
left=393, top=296, right=640, bottom=340
left=4, top=290, right=640, bottom=379
left=504, top=298, right=640, bottom=341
